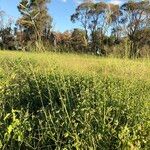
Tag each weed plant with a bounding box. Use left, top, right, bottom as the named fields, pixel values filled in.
left=0, top=51, right=150, bottom=149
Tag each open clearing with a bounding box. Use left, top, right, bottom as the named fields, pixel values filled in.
left=1, top=50, right=150, bottom=81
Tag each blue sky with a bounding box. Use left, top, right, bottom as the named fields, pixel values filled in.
left=0, top=0, right=123, bottom=32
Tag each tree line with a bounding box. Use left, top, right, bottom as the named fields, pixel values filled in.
left=0, top=0, right=150, bottom=58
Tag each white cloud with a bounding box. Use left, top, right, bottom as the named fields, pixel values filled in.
left=109, top=0, right=122, bottom=5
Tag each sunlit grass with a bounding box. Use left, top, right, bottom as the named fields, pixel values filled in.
left=0, top=50, right=150, bottom=81
left=0, top=50, right=150, bottom=149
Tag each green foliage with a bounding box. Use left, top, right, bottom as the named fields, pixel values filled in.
left=17, top=0, right=52, bottom=45
left=0, top=27, right=15, bottom=50
left=71, top=28, right=88, bottom=52
left=120, top=1, right=150, bottom=58
left=0, top=51, right=150, bottom=149
left=71, top=1, right=150, bottom=58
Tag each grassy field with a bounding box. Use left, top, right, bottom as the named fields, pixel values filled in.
left=0, top=50, right=150, bottom=149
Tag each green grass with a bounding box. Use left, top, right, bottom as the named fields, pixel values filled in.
left=0, top=50, right=150, bottom=149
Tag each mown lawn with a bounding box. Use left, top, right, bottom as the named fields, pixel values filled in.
left=0, top=50, right=150, bottom=149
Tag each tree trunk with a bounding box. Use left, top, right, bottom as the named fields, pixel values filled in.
left=129, top=41, right=137, bottom=58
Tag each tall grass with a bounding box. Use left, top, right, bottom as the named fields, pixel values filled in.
left=0, top=50, right=150, bottom=149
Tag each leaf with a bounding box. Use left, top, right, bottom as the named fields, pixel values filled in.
left=4, top=113, right=11, bottom=121
left=64, top=132, right=69, bottom=138
left=0, top=140, right=2, bottom=149
left=8, top=125, right=13, bottom=134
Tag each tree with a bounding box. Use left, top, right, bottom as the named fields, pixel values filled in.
left=56, top=31, right=72, bottom=47
left=88, top=2, right=120, bottom=54
left=71, top=28, right=88, bottom=52
left=0, top=27, right=15, bottom=50
left=17, top=0, right=52, bottom=44
left=90, top=30, right=105, bottom=55
left=71, top=1, right=93, bottom=41
left=136, top=28, right=150, bottom=47
left=71, top=1, right=120, bottom=55
left=0, top=10, right=15, bottom=50
left=120, top=1, right=150, bottom=58
left=49, top=31, right=72, bottom=48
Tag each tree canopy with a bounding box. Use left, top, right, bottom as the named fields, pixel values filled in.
left=17, top=0, right=52, bottom=42
left=0, top=0, right=149, bottom=57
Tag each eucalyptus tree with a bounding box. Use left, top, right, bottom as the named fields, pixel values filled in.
left=0, top=10, right=15, bottom=50
left=88, top=2, right=120, bottom=54
left=71, top=1, right=93, bottom=41
left=71, top=28, right=88, bottom=52
left=119, top=1, right=150, bottom=57
left=71, top=1, right=120, bottom=54
left=17, top=0, right=52, bottom=43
